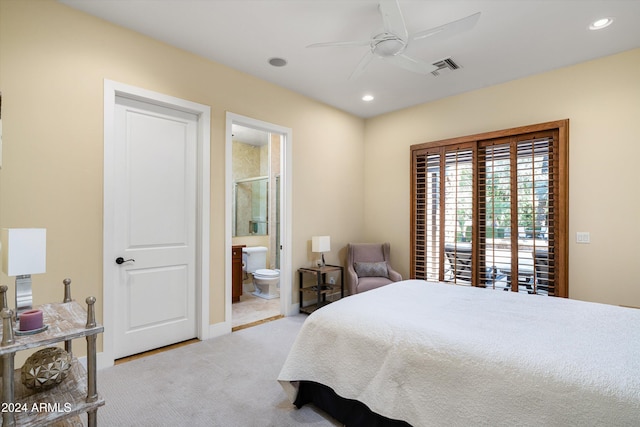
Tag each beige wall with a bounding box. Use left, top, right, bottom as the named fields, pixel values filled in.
left=0, top=0, right=365, bottom=343
left=1, top=0, right=637, bottom=354
left=364, top=48, right=640, bottom=307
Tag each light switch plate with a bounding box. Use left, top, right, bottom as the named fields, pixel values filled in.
left=576, top=232, right=590, bottom=244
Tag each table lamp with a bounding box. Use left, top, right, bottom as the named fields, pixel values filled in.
left=312, top=236, right=331, bottom=267
left=1, top=228, right=47, bottom=321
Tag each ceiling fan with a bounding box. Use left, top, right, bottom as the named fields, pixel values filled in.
left=307, top=0, right=480, bottom=79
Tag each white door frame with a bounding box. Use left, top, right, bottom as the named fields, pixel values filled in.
left=103, top=80, right=210, bottom=368
left=225, top=113, right=296, bottom=324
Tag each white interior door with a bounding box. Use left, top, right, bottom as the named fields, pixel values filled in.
left=112, top=95, right=197, bottom=359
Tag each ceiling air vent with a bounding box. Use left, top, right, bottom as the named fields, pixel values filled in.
left=431, top=57, right=460, bottom=76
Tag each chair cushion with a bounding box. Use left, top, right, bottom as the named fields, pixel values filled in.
left=354, top=261, right=389, bottom=278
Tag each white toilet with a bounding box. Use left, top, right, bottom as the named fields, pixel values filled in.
left=242, top=246, right=280, bottom=299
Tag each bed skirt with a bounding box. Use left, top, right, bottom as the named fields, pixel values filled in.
left=294, top=381, right=412, bottom=427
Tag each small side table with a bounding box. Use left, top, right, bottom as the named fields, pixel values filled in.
left=298, top=265, right=344, bottom=314
left=0, top=281, right=104, bottom=427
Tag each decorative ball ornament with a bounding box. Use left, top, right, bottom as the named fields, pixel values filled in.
left=21, top=347, right=72, bottom=390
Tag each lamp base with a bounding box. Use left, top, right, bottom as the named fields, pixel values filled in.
left=15, top=274, right=33, bottom=321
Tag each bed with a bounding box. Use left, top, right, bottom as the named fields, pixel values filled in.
left=278, top=280, right=640, bottom=426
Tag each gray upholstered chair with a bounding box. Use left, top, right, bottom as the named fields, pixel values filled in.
left=346, top=243, right=402, bottom=295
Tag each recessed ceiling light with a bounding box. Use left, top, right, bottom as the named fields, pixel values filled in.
left=362, top=94, right=374, bottom=102
left=589, top=17, right=613, bottom=30
left=268, top=57, right=287, bottom=67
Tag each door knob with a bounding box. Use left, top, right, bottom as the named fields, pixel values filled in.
left=115, top=257, right=135, bottom=265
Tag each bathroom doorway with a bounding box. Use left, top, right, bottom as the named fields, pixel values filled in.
left=225, top=113, right=293, bottom=330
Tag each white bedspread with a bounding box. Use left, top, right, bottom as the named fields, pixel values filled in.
left=278, top=280, right=640, bottom=426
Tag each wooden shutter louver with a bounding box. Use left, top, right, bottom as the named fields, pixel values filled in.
left=412, top=151, right=441, bottom=281
left=515, top=135, right=558, bottom=296
left=410, top=120, right=568, bottom=298
left=478, top=133, right=559, bottom=295
left=443, top=148, right=474, bottom=285
left=412, top=151, right=428, bottom=279
left=478, top=142, right=512, bottom=287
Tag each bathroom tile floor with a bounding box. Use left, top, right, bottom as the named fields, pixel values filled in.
left=231, top=291, right=281, bottom=329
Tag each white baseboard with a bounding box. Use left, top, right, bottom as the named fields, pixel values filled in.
left=207, top=320, right=231, bottom=339
left=81, top=352, right=113, bottom=371
left=285, top=303, right=300, bottom=316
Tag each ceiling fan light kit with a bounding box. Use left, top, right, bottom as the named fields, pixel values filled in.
left=307, top=0, right=480, bottom=79
left=371, top=34, right=406, bottom=57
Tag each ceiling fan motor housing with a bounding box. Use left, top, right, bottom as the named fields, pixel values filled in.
left=371, top=33, right=407, bottom=57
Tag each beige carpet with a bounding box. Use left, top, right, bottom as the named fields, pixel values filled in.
left=94, top=315, right=341, bottom=426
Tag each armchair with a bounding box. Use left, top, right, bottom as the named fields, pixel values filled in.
left=346, top=243, right=402, bottom=295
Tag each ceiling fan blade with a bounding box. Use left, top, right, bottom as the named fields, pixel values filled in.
left=382, top=53, right=438, bottom=75
left=349, top=51, right=376, bottom=80
left=412, top=12, right=481, bottom=41
left=307, top=40, right=371, bottom=48
left=378, top=0, right=408, bottom=39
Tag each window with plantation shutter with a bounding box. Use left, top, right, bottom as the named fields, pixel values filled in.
left=411, top=120, right=568, bottom=297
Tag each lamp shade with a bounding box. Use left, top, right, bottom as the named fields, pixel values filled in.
left=1, top=228, right=47, bottom=276
left=312, top=236, right=331, bottom=253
